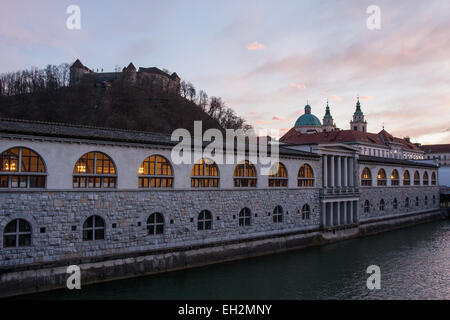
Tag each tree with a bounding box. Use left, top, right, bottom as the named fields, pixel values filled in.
left=187, top=82, right=196, bottom=101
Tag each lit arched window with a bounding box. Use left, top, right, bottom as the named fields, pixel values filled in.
left=415, top=196, right=419, bottom=206
left=414, top=171, right=420, bottom=186
left=239, top=208, right=251, bottom=226
left=268, top=162, right=288, bottom=187
left=298, top=164, right=314, bottom=187
left=233, top=161, right=257, bottom=187
left=73, top=152, right=116, bottom=188
left=423, top=172, right=429, bottom=186
left=147, top=213, right=164, bottom=235
left=198, top=210, right=212, bottom=231
left=403, top=170, right=410, bottom=186
left=361, top=168, right=372, bottom=186
left=364, top=200, right=370, bottom=213
left=82, top=216, right=105, bottom=241
left=273, top=206, right=283, bottom=223
left=391, top=169, right=399, bottom=186
left=302, top=204, right=310, bottom=220
left=3, top=219, right=32, bottom=248
left=379, top=199, right=385, bottom=211
left=377, top=169, right=387, bottom=186
left=431, top=172, right=436, bottom=185
left=0, top=147, right=46, bottom=189
left=393, top=198, right=398, bottom=210
left=191, top=158, right=219, bottom=188
left=405, top=197, right=409, bottom=208
left=139, top=155, right=173, bottom=188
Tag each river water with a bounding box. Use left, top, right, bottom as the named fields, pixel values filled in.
left=25, top=219, right=450, bottom=300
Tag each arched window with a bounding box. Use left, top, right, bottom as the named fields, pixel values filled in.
left=147, top=213, right=164, bottom=235
left=139, top=155, right=173, bottom=188
left=83, top=216, right=105, bottom=241
left=0, top=147, right=46, bottom=189
left=364, top=200, right=370, bottom=213
left=423, top=172, right=429, bottom=186
left=302, top=204, right=310, bottom=220
left=191, top=158, right=219, bottom=188
left=268, top=162, right=288, bottom=187
left=415, top=196, right=419, bottom=206
left=431, top=172, right=436, bottom=185
left=298, top=164, right=314, bottom=187
left=405, top=197, right=409, bottom=208
left=379, top=199, right=385, bottom=211
left=73, top=152, right=116, bottom=188
left=393, top=198, right=398, bottom=210
left=414, top=171, right=420, bottom=186
left=377, top=169, right=387, bottom=186
left=233, top=161, right=257, bottom=187
left=239, top=208, right=251, bottom=226
left=273, top=206, right=283, bottom=223
left=361, top=168, right=372, bottom=186
left=3, top=219, right=32, bottom=248
left=403, top=170, right=410, bottom=186
left=198, top=210, right=212, bottom=230
left=424, top=196, right=428, bottom=206
left=391, top=170, right=399, bottom=186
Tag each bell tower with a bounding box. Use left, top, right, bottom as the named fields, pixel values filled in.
left=350, top=97, right=367, bottom=132
left=322, top=101, right=336, bottom=132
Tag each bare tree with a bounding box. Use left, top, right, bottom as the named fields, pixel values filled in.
left=187, top=82, right=196, bottom=101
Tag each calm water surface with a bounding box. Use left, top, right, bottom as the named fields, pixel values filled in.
left=25, top=220, right=450, bottom=300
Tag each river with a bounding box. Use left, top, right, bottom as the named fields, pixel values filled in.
left=23, top=219, right=450, bottom=300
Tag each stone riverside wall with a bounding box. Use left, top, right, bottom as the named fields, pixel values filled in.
left=0, top=189, right=321, bottom=268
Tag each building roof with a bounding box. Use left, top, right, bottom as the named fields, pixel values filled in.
left=421, top=144, right=450, bottom=153
left=70, top=59, right=92, bottom=72
left=0, top=118, right=318, bottom=158
left=358, top=155, right=437, bottom=168
left=280, top=128, right=423, bottom=152
left=295, top=104, right=322, bottom=127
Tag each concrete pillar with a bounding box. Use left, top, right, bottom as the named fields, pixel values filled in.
left=353, top=201, right=357, bottom=223
left=349, top=158, right=354, bottom=187
left=343, top=157, right=348, bottom=187
left=321, top=202, right=326, bottom=227
left=336, top=201, right=340, bottom=225
left=330, top=202, right=334, bottom=226
left=323, top=155, right=328, bottom=188
left=337, top=156, right=341, bottom=187
left=330, top=156, right=335, bottom=188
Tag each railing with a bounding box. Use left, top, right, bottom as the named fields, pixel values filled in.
left=321, top=186, right=360, bottom=196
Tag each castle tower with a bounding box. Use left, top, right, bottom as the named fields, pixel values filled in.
left=122, top=62, right=137, bottom=84
left=69, top=59, right=93, bottom=86
left=350, top=97, right=367, bottom=132
left=322, top=101, right=336, bottom=132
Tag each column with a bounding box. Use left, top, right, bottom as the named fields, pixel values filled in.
left=349, top=158, right=354, bottom=187
left=330, top=156, right=335, bottom=188
left=336, top=201, right=340, bottom=226
left=349, top=201, right=353, bottom=224
left=337, top=156, right=341, bottom=188
left=323, top=155, right=328, bottom=188
left=343, top=157, right=348, bottom=187
left=352, top=201, right=357, bottom=223
left=330, top=202, right=334, bottom=226
left=321, top=202, right=326, bottom=227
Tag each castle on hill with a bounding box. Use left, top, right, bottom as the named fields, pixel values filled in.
left=69, top=59, right=181, bottom=94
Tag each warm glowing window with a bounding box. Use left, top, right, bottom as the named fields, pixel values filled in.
left=298, top=164, right=314, bottom=187
left=268, top=162, right=288, bottom=187
left=191, top=158, right=219, bottom=188
left=377, top=169, right=387, bottom=186
left=138, top=155, right=173, bottom=188
left=0, top=147, right=46, bottom=189
left=431, top=172, right=436, bottom=185
left=239, top=208, right=251, bottom=227
left=361, top=168, right=372, bottom=186
left=234, top=161, right=257, bottom=187
left=3, top=219, right=32, bottom=248
left=414, top=171, right=420, bottom=186
left=423, top=172, right=429, bottom=186
left=403, top=170, right=410, bottom=186
left=391, top=169, right=399, bottom=186
left=273, top=206, right=283, bottom=223
left=73, top=152, right=116, bottom=188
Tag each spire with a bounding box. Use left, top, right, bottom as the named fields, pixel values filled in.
left=304, top=103, right=311, bottom=114
left=323, top=100, right=332, bottom=119
left=354, top=96, right=363, bottom=116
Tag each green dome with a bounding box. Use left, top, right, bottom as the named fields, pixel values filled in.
left=295, top=104, right=322, bottom=127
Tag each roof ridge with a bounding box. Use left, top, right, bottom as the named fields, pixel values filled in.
left=0, top=117, right=171, bottom=137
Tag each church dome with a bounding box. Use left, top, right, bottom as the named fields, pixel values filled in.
left=295, top=104, right=322, bottom=127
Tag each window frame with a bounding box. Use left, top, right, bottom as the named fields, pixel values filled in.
left=273, top=206, right=283, bottom=223
left=233, top=160, right=257, bottom=188
left=361, top=168, right=372, bottom=186
left=191, top=158, right=219, bottom=188
left=147, top=213, right=165, bottom=236
left=73, top=151, right=117, bottom=189
left=268, top=162, right=288, bottom=187
left=138, top=154, right=174, bottom=189
left=82, top=215, right=106, bottom=241
left=298, top=164, right=314, bottom=187
left=198, top=210, right=212, bottom=231
left=3, top=219, right=32, bottom=248
left=238, top=207, right=251, bottom=227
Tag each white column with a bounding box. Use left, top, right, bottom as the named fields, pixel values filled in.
left=323, top=155, right=328, bottom=188
left=349, top=201, right=353, bottom=224
left=343, top=157, right=348, bottom=187
left=349, top=158, right=354, bottom=187
left=352, top=201, right=357, bottom=223
left=337, top=156, right=341, bottom=187
left=336, top=201, right=340, bottom=226
left=330, top=202, right=334, bottom=226
left=330, top=156, right=335, bottom=188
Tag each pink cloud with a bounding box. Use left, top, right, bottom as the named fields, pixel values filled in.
left=289, top=82, right=306, bottom=89
left=360, top=96, right=373, bottom=101
left=330, top=95, right=341, bottom=101
left=246, top=41, right=265, bottom=51
left=255, top=119, right=271, bottom=125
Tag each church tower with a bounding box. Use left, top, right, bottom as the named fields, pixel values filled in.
left=350, top=97, right=367, bottom=132
left=322, top=101, right=336, bottom=132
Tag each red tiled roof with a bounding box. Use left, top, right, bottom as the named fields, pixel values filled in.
left=421, top=144, right=450, bottom=153
left=280, top=128, right=422, bottom=151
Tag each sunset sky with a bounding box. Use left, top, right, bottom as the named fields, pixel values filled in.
left=0, top=0, right=449, bottom=144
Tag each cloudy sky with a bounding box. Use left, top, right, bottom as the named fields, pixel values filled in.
left=1, top=0, right=449, bottom=144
